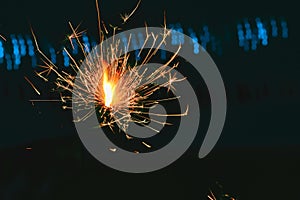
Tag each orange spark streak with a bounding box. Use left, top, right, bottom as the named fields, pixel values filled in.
left=121, top=0, right=141, bottom=23
left=24, top=76, right=41, bottom=95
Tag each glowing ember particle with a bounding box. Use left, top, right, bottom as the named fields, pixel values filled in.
left=109, top=148, right=117, bottom=152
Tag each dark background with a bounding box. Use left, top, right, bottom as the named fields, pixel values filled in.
left=0, top=0, right=300, bottom=199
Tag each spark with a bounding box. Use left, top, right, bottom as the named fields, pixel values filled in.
left=142, top=141, right=151, bottom=148
left=101, top=20, right=109, bottom=34
left=208, top=187, right=236, bottom=200
left=109, top=147, right=117, bottom=152
left=208, top=190, right=217, bottom=200
left=24, top=76, right=41, bottom=95
left=29, top=99, right=63, bottom=102
left=0, top=34, right=6, bottom=41
left=120, top=0, right=141, bottom=23
left=125, top=134, right=133, bottom=139
left=67, top=22, right=86, bottom=49
left=208, top=196, right=214, bottom=200
left=95, top=0, right=103, bottom=41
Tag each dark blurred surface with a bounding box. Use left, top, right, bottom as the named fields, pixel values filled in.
left=0, top=0, right=300, bottom=199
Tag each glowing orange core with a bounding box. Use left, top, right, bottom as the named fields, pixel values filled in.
left=103, top=72, right=115, bottom=107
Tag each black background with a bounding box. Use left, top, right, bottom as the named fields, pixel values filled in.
left=0, top=0, right=300, bottom=199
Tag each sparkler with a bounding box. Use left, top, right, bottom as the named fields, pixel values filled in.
left=31, top=0, right=187, bottom=149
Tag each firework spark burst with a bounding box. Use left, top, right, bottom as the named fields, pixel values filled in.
left=31, top=0, right=188, bottom=143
